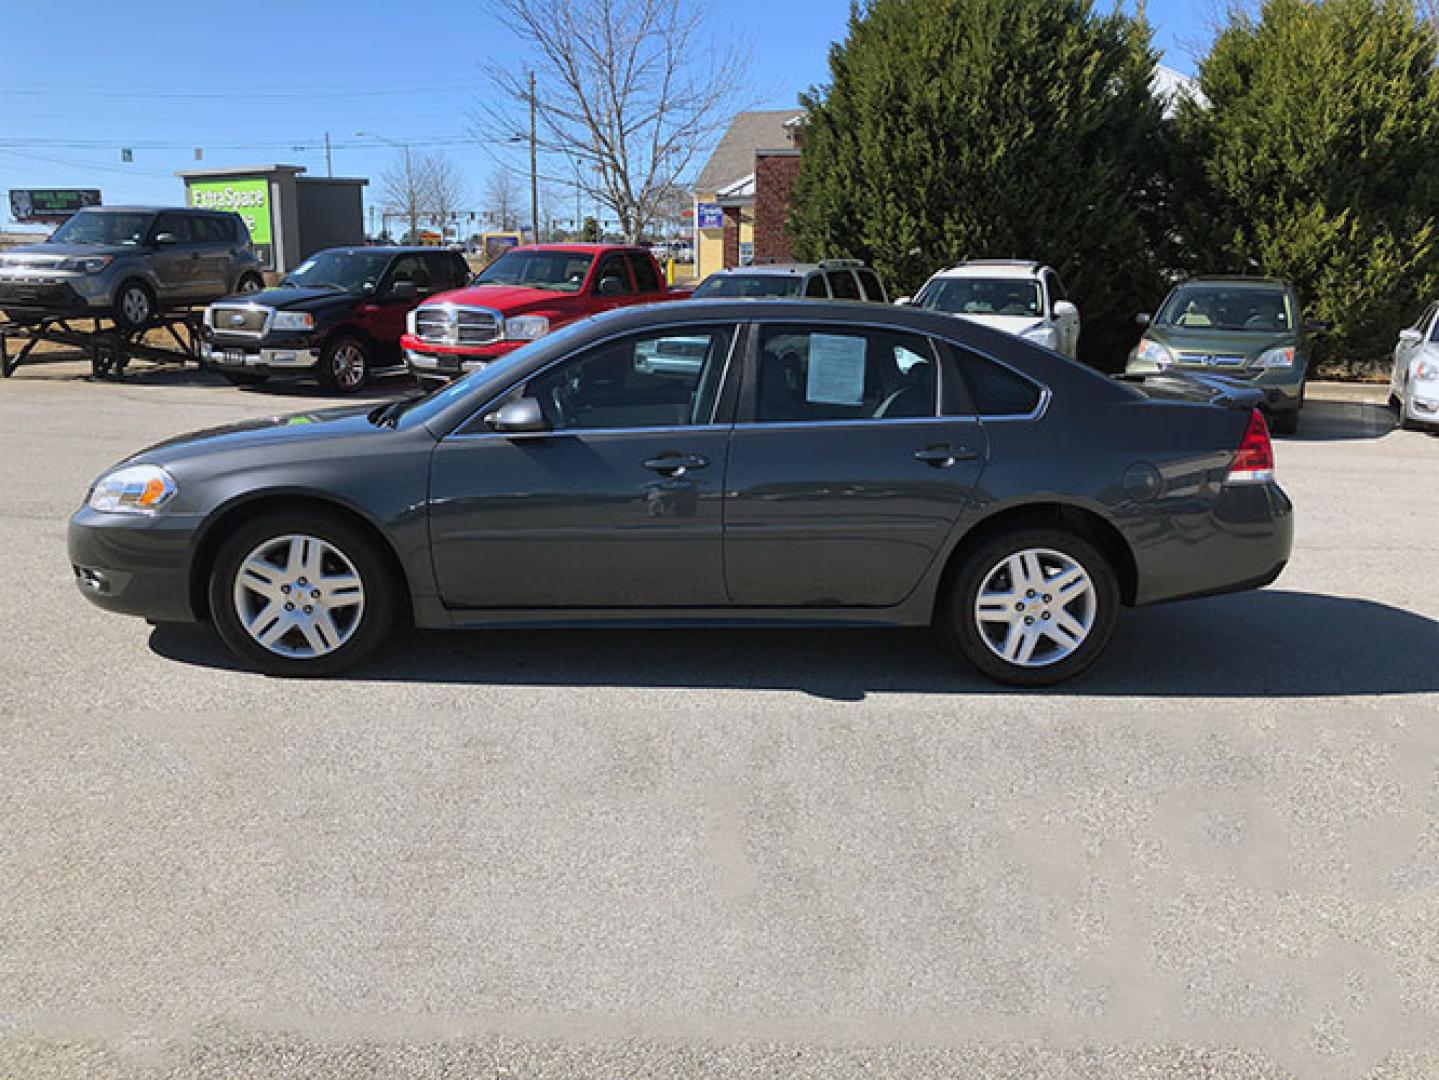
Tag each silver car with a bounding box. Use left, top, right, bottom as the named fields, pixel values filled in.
left=0, top=206, right=265, bottom=330
left=1390, top=301, right=1439, bottom=430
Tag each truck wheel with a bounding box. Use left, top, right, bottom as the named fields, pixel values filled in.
left=112, top=280, right=154, bottom=332
left=318, top=335, right=370, bottom=394
left=943, top=527, right=1119, bottom=687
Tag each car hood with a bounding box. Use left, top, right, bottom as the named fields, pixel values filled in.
left=948, top=312, right=1045, bottom=336
left=1, top=242, right=140, bottom=264
left=423, top=283, right=579, bottom=314
left=213, top=286, right=356, bottom=311
left=127, top=405, right=393, bottom=466
left=1144, top=323, right=1296, bottom=361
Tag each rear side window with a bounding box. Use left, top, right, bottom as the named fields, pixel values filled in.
left=594, top=253, right=634, bottom=294
left=827, top=270, right=860, bottom=299
left=952, top=347, right=1043, bottom=416
left=755, top=324, right=937, bottom=423
left=857, top=269, right=886, bottom=303
left=803, top=274, right=829, bottom=298
left=426, top=252, right=468, bottom=290
left=628, top=253, right=662, bottom=293
left=199, top=215, right=233, bottom=244
left=389, top=255, right=431, bottom=289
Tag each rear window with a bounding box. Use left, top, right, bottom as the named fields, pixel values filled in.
left=693, top=273, right=802, bottom=298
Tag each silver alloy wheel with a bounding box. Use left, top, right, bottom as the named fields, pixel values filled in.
left=232, top=534, right=365, bottom=659
left=331, top=343, right=366, bottom=390
left=973, top=547, right=1097, bottom=668
left=119, top=286, right=150, bottom=325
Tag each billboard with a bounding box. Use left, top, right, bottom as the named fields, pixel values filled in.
left=9, top=188, right=102, bottom=223
left=696, top=202, right=724, bottom=230
left=187, top=177, right=274, bottom=265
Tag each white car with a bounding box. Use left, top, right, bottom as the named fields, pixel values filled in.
left=1390, top=302, right=1439, bottom=430
left=900, top=259, right=1080, bottom=359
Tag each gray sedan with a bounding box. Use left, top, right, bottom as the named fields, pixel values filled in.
left=68, top=300, right=1293, bottom=686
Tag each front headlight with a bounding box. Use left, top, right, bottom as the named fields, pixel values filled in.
left=88, top=465, right=177, bottom=515
left=58, top=256, right=114, bottom=274
left=504, top=315, right=550, bottom=341
left=271, top=311, right=314, bottom=331
left=1133, top=338, right=1173, bottom=367
left=1253, top=345, right=1296, bottom=369
left=1416, top=359, right=1439, bottom=382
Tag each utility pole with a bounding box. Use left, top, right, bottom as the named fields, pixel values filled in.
left=324, top=132, right=333, bottom=177
left=528, top=70, right=539, bottom=244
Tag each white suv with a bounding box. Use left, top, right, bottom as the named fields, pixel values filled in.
left=902, top=259, right=1080, bottom=359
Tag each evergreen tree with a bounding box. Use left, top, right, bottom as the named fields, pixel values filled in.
left=1179, top=0, right=1439, bottom=370
left=788, top=0, right=1170, bottom=369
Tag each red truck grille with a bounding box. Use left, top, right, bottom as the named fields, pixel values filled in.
left=413, top=304, right=501, bottom=346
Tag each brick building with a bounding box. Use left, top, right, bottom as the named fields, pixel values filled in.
left=692, top=110, right=804, bottom=280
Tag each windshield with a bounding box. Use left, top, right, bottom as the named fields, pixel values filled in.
left=1157, top=285, right=1293, bottom=332
left=693, top=273, right=803, bottom=298
left=474, top=249, right=594, bottom=292
left=48, top=211, right=155, bottom=247
left=282, top=251, right=394, bottom=293
left=918, top=277, right=1043, bottom=318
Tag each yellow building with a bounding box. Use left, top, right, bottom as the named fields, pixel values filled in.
left=693, top=109, right=804, bottom=281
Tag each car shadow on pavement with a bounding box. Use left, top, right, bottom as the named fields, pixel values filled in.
left=1285, top=400, right=1395, bottom=442
left=149, top=589, right=1439, bottom=701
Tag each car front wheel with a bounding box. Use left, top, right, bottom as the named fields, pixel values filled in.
left=112, top=280, right=154, bottom=332
left=209, top=510, right=397, bottom=676
left=945, top=527, right=1119, bottom=687
left=318, top=336, right=370, bottom=393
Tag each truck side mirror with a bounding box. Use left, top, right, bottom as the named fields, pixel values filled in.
left=1053, top=300, right=1079, bottom=320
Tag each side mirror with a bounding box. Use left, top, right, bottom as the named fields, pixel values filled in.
left=597, top=275, right=627, bottom=297
left=892, top=296, right=912, bottom=306
left=1135, top=312, right=1152, bottom=328
left=153, top=232, right=179, bottom=245
left=489, top=396, right=548, bottom=434
left=388, top=280, right=419, bottom=300
left=1398, top=327, right=1422, bottom=344
left=1053, top=300, right=1079, bottom=320
left=1303, top=318, right=1330, bottom=334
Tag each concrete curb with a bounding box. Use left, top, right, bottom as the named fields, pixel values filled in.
left=1306, top=381, right=1389, bottom=405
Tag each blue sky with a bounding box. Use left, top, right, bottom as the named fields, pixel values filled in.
left=0, top=0, right=1211, bottom=229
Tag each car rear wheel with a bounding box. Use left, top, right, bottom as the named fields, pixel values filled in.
left=944, top=527, right=1119, bottom=687
left=209, top=510, right=397, bottom=676
left=112, top=280, right=154, bottom=332
left=318, top=335, right=370, bottom=394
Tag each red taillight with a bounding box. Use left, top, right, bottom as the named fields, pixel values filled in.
left=1227, top=409, right=1275, bottom=484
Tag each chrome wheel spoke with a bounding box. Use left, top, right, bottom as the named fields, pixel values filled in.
left=256, top=610, right=294, bottom=648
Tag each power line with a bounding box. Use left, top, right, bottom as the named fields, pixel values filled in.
left=0, top=84, right=478, bottom=100
left=0, top=147, right=176, bottom=178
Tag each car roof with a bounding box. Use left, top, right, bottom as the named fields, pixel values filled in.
left=936, top=260, right=1045, bottom=280
left=314, top=246, right=442, bottom=257
left=1182, top=276, right=1291, bottom=289
left=708, top=264, right=818, bottom=276
left=508, top=243, right=647, bottom=254
left=76, top=205, right=221, bottom=214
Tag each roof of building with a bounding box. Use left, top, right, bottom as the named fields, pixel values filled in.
left=695, top=109, right=805, bottom=192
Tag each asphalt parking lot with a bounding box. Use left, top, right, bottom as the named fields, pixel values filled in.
left=1, top=359, right=1437, bottom=1080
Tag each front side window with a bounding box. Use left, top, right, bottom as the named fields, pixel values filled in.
left=919, top=277, right=1043, bottom=318
left=388, top=255, right=431, bottom=290
left=755, top=325, right=937, bottom=423
left=519, top=325, right=735, bottom=431
left=49, top=211, right=155, bottom=247
left=473, top=249, right=594, bottom=293
left=1157, top=285, right=1292, bottom=332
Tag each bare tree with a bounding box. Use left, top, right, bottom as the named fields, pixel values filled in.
left=381, top=148, right=427, bottom=243
left=473, top=0, right=751, bottom=243
left=484, top=167, right=522, bottom=231
left=423, top=152, right=470, bottom=242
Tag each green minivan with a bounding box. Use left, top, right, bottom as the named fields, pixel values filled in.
left=1126, top=277, right=1325, bottom=434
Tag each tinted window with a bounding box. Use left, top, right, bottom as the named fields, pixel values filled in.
left=803, top=274, right=829, bottom=298
left=152, top=212, right=191, bottom=242
left=955, top=351, right=1043, bottom=416
left=426, top=252, right=468, bottom=290
left=594, top=254, right=633, bottom=295
left=755, top=325, right=937, bottom=423
left=857, top=269, right=886, bottom=303
left=826, top=270, right=860, bottom=300
left=389, top=255, right=431, bottom=289
left=520, top=326, right=735, bottom=430
left=629, top=253, right=662, bottom=293
left=197, top=215, right=233, bottom=244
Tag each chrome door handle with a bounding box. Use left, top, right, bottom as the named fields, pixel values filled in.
left=643, top=453, right=710, bottom=476
left=913, top=444, right=978, bottom=468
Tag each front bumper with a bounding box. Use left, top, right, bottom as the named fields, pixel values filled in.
left=68, top=507, right=204, bottom=622
left=1404, top=389, right=1439, bottom=424
left=202, top=339, right=322, bottom=371
left=0, top=275, right=108, bottom=315
left=404, top=342, right=518, bottom=382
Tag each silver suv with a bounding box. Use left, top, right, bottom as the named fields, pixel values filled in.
left=0, top=206, right=265, bottom=330
left=692, top=258, right=889, bottom=302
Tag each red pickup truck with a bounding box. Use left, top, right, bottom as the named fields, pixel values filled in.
left=402, top=243, right=688, bottom=387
